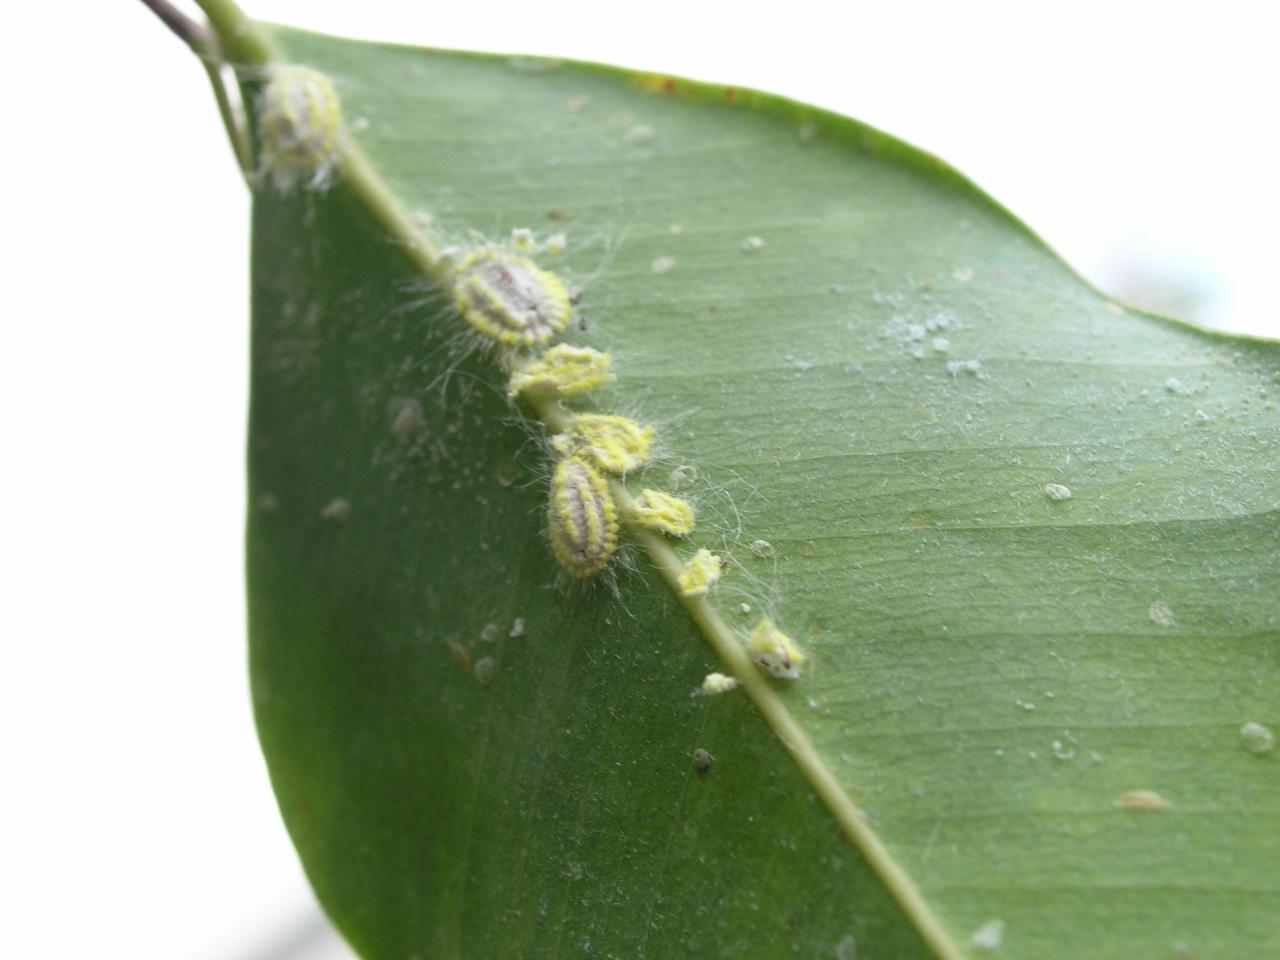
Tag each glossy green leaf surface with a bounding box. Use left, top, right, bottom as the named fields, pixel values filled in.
left=245, top=25, right=1280, bottom=960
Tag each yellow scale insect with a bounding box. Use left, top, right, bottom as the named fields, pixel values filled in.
left=677, top=548, right=723, bottom=597
left=258, top=65, right=342, bottom=191
left=548, top=457, right=619, bottom=577
left=453, top=249, right=572, bottom=346
left=630, top=488, right=695, bottom=537
left=747, top=617, right=805, bottom=679
left=510, top=344, right=612, bottom=398
left=552, top=413, right=655, bottom=476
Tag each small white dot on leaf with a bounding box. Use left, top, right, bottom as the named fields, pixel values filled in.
left=1149, top=602, right=1175, bottom=627
left=320, top=497, right=351, bottom=521
left=1240, top=721, right=1275, bottom=755
left=969, top=920, right=1004, bottom=952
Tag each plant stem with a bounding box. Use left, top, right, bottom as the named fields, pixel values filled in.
left=199, top=55, right=253, bottom=177
left=191, top=0, right=275, bottom=65
left=137, top=0, right=252, bottom=177
left=138, top=0, right=208, bottom=48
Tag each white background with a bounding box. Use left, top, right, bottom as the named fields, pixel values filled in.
left=1, top=2, right=1276, bottom=957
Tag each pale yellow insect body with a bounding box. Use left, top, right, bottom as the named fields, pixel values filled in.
left=510, top=345, right=612, bottom=398
left=552, top=413, right=655, bottom=476
left=747, top=617, right=806, bottom=679
left=630, top=489, right=695, bottom=537
left=678, top=548, right=724, bottom=597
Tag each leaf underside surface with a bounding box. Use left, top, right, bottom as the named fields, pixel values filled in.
left=245, top=26, right=1280, bottom=960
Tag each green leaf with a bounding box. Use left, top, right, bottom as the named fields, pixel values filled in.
left=231, top=18, right=1280, bottom=960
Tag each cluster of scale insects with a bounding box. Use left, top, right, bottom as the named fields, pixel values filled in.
left=258, top=64, right=806, bottom=683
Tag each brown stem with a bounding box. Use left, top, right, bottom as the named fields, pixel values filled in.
left=137, top=0, right=211, bottom=49
left=136, top=0, right=253, bottom=178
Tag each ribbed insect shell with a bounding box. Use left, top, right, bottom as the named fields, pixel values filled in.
left=454, top=250, right=572, bottom=346
left=257, top=65, right=342, bottom=191
left=548, top=457, right=619, bottom=577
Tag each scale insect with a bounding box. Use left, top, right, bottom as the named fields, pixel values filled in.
left=551, top=413, right=655, bottom=476
left=548, top=457, right=620, bottom=577
left=630, top=488, right=695, bottom=537
left=748, top=617, right=806, bottom=679
left=510, top=344, right=613, bottom=398
left=678, top=548, right=724, bottom=597
left=257, top=64, right=342, bottom=191
left=452, top=249, right=572, bottom=346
